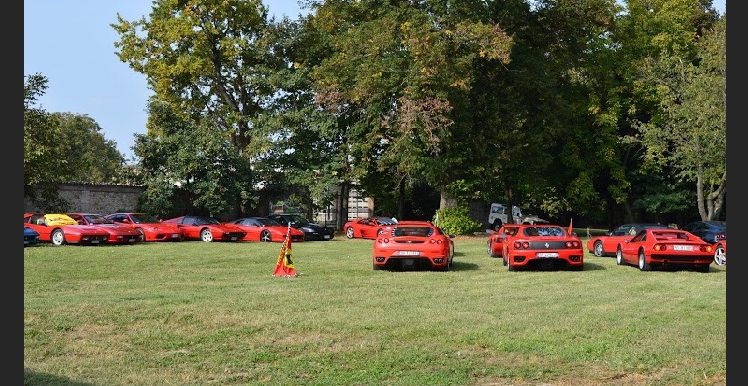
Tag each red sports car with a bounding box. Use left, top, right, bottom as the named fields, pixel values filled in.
left=23, top=212, right=110, bottom=246
left=228, top=217, right=305, bottom=242
left=372, top=221, right=455, bottom=271
left=587, top=223, right=668, bottom=257
left=344, top=216, right=398, bottom=239
left=502, top=224, right=584, bottom=271
left=105, top=212, right=182, bottom=242
left=67, top=213, right=142, bottom=244
left=487, top=225, right=520, bottom=258
left=615, top=229, right=714, bottom=272
left=161, top=215, right=246, bottom=242
left=713, top=233, right=726, bottom=266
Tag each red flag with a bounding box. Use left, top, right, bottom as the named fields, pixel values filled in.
left=273, top=227, right=297, bottom=278
left=568, top=218, right=573, bottom=235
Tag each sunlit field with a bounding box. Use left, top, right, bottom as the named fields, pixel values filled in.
left=24, top=236, right=726, bottom=385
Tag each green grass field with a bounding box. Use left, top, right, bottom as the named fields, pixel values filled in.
left=24, top=237, right=726, bottom=385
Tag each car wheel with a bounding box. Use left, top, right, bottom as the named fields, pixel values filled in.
left=346, top=227, right=354, bottom=239
left=506, top=257, right=515, bottom=271
left=373, top=262, right=382, bottom=271
left=502, top=256, right=507, bottom=266
left=487, top=241, right=496, bottom=257
left=51, top=229, right=65, bottom=246
left=593, top=241, right=603, bottom=257
left=714, top=244, right=726, bottom=266
left=616, top=246, right=624, bottom=265
left=697, top=264, right=710, bottom=273
left=135, top=228, right=146, bottom=242
left=200, top=228, right=213, bottom=242
left=638, top=249, right=651, bottom=271
left=260, top=230, right=272, bottom=242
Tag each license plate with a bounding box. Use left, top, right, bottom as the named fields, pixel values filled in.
left=324, top=235, right=331, bottom=239
left=171, top=234, right=179, bottom=238
left=536, top=252, right=558, bottom=258
left=230, top=237, right=237, bottom=241
left=673, top=245, right=694, bottom=251
left=91, top=240, right=100, bottom=244
left=397, top=251, right=420, bottom=256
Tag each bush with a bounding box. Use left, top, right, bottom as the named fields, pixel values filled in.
left=432, top=207, right=481, bottom=235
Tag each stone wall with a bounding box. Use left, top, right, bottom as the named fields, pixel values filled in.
left=25, top=183, right=145, bottom=215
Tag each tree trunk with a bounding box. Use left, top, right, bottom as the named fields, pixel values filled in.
left=697, top=170, right=727, bottom=220
left=506, top=187, right=514, bottom=224
left=623, top=200, right=634, bottom=223
left=397, top=178, right=405, bottom=220
left=337, top=182, right=349, bottom=230
left=439, top=187, right=457, bottom=210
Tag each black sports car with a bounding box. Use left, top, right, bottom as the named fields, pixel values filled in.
left=268, top=213, right=336, bottom=241
left=680, top=221, right=726, bottom=244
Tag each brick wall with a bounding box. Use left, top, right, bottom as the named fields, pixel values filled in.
left=25, top=183, right=145, bottom=215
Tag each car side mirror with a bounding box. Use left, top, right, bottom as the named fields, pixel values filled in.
left=572, top=232, right=577, bottom=237
left=606, top=232, right=613, bottom=236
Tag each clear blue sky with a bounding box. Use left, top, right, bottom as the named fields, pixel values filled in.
left=24, top=0, right=726, bottom=160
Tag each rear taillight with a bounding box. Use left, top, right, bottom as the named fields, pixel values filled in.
left=653, top=244, right=666, bottom=251
left=377, top=238, right=389, bottom=243
left=565, top=241, right=579, bottom=248
left=700, top=245, right=713, bottom=252
left=429, top=239, right=442, bottom=244
left=514, top=241, right=522, bottom=249
left=514, top=241, right=530, bottom=249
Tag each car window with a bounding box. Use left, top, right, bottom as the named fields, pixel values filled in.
left=630, top=231, right=646, bottom=242
left=394, top=226, right=434, bottom=237
left=612, top=226, right=628, bottom=236
left=523, top=226, right=565, bottom=237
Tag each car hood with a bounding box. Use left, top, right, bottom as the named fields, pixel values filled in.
left=298, top=223, right=332, bottom=231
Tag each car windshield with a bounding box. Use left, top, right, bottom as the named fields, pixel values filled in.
left=705, top=221, right=726, bottom=231
left=523, top=226, right=566, bottom=237
left=393, top=226, right=434, bottom=237
left=83, top=214, right=114, bottom=224
left=256, top=218, right=282, bottom=226
left=193, top=217, right=220, bottom=225
left=130, top=213, right=158, bottom=223
left=285, top=215, right=310, bottom=225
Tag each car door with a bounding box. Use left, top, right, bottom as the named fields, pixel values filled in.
left=621, top=230, right=646, bottom=263
left=360, top=219, right=376, bottom=238
left=25, top=214, right=51, bottom=240
left=240, top=218, right=262, bottom=240
left=180, top=217, right=199, bottom=239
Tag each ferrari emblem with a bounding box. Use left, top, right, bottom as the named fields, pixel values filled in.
left=545, top=242, right=550, bottom=248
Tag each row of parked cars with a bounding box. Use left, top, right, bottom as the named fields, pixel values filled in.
left=486, top=221, right=727, bottom=272
left=23, top=212, right=336, bottom=246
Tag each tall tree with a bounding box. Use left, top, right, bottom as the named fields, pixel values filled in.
left=113, top=0, right=284, bottom=214
left=635, top=15, right=725, bottom=220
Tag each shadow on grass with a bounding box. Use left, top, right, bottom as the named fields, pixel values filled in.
left=25, top=369, right=97, bottom=386
left=449, top=261, right=480, bottom=271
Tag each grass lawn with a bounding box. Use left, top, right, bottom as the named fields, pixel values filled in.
left=24, top=236, right=726, bottom=385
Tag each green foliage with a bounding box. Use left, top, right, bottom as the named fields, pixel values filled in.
left=24, top=73, right=128, bottom=210
left=432, top=207, right=481, bottom=235
left=133, top=98, right=253, bottom=219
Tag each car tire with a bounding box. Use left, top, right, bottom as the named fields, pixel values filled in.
left=200, top=228, right=213, bottom=242
left=714, top=244, right=726, bottom=266
left=593, top=241, right=603, bottom=257
left=502, top=256, right=507, bottom=266
left=373, top=262, right=383, bottom=271
left=487, top=241, right=497, bottom=257
left=616, top=246, right=624, bottom=265
left=51, top=229, right=65, bottom=246
left=638, top=249, right=651, bottom=271
left=135, top=228, right=146, bottom=242
left=506, top=257, right=515, bottom=271
left=260, top=230, right=272, bottom=242
left=697, top=264, right=710, bottom=273
left=346, top=227, right=354, bottom=239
